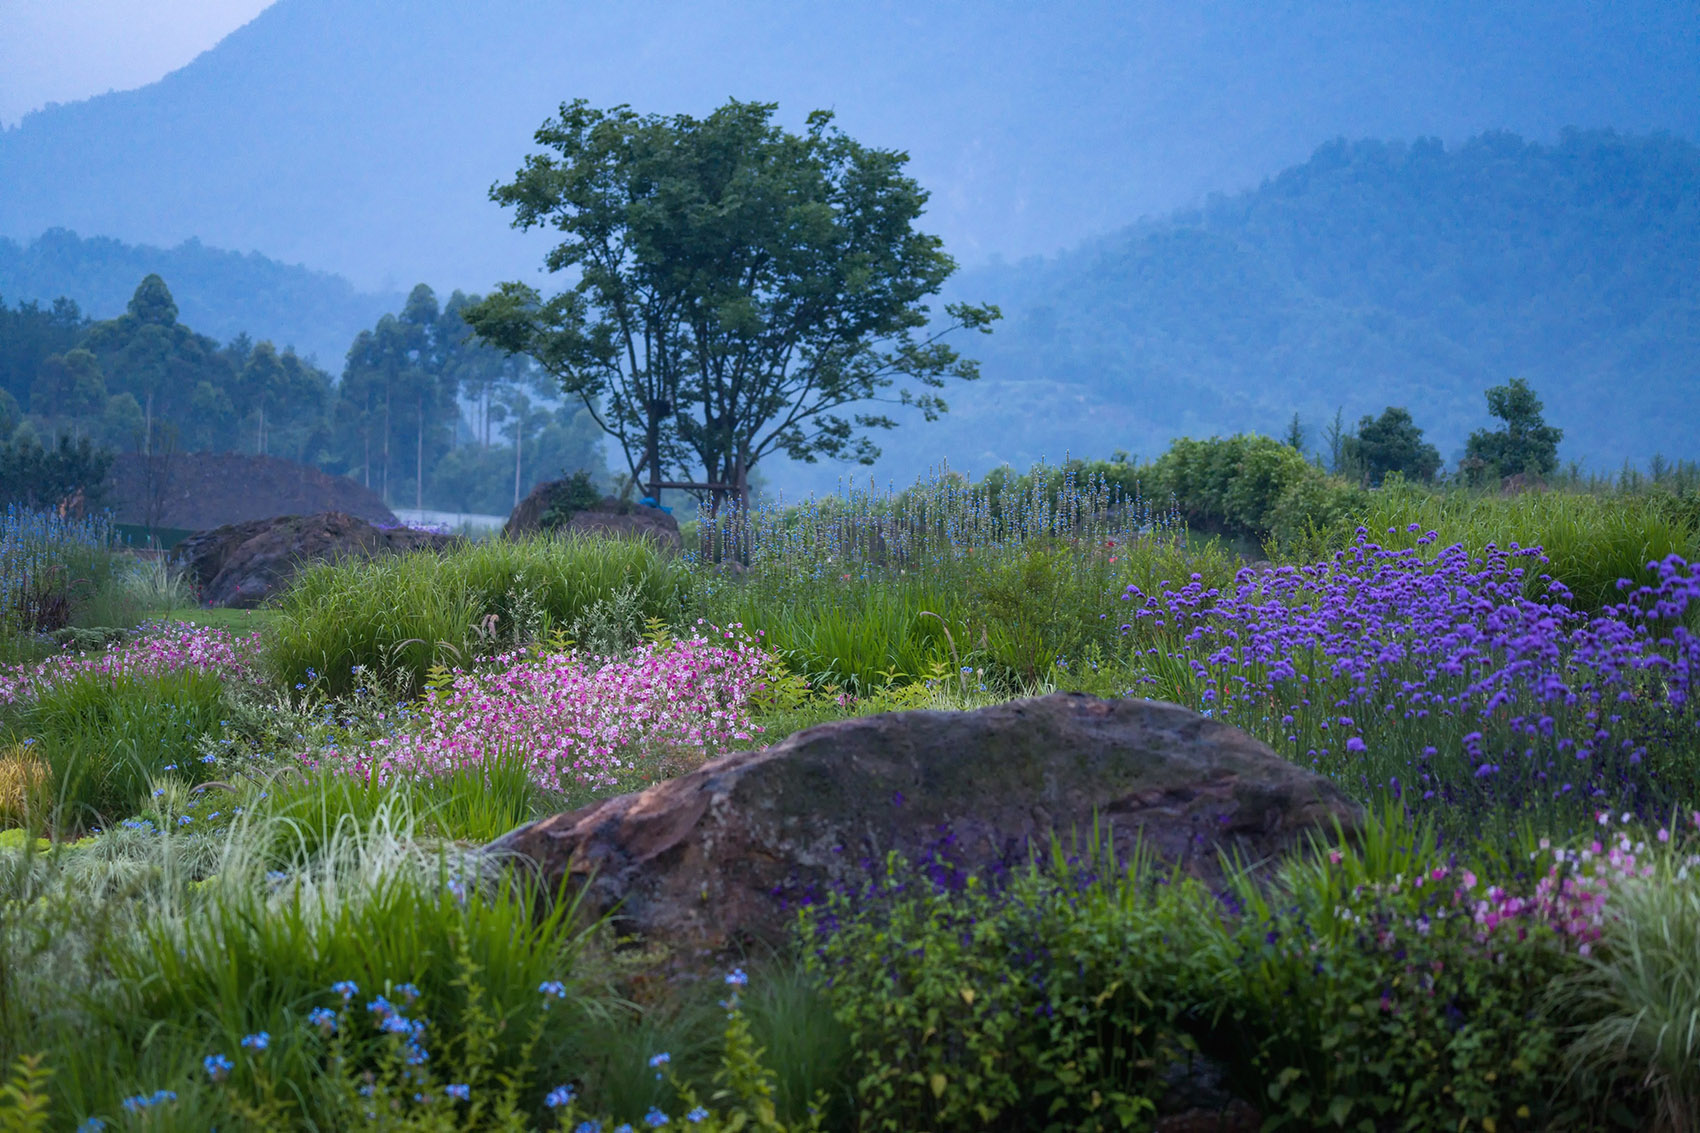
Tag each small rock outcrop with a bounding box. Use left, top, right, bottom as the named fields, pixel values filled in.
left=172, top=512, right=461, bottom=608
left=485, top=692, right=1363, bottom=955
left=504, top=482, right=682, bottom=556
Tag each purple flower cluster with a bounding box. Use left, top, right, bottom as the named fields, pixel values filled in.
left=1119, top=530, right=1699, bottom=823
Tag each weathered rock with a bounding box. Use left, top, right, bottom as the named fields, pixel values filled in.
left=504, top=483, right=682, bottom=556
left=172, top=511, right=461, bottom=608
left=485, top=691, right=1363, bottom=955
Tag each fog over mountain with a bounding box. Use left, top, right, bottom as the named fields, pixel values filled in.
left=1, top=1, right=1696, bottom=499
left=2, top=0, right=1695, bottom=293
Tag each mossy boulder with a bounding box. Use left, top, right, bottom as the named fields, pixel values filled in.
left=485, top=692, right=1364, bottom=957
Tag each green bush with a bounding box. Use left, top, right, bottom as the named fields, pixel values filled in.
left=1, top=666, right=230, bottom=831
left=537, top=469, right=606, bottom=531
left=802, top=811, right=1633, bottom=1133
left=1263, top=473, right=1371, bottom=559
left=1150, top=434, right=1319, bottom=541
left=802, top=841, right=1204, bottom=1132
left=265, top=532, right=692, bottom=700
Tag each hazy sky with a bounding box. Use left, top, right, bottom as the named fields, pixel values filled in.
left=0, top=0, right=275, bottom=125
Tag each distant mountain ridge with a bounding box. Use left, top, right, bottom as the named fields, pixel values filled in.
left=2, top=0, right=1695, bottom=292
left=1, top=131, right=1694, bottom=493
left=898, top=128, right=1700, bottom=487
left=0, top=229, right=400, bottom=365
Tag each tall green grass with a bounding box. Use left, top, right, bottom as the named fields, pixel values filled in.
left=265, top=533, right=693, bottom=700
left=1290, top=479, right=1698, bottom=612
left=0, top=666, right=230, bottom=833
left=3, top=792, right=613, bottom=1130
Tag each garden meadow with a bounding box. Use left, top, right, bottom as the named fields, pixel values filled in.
left=1, top=445, right=1698, bottom=1132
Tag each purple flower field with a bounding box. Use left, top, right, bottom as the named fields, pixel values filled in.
left=1121, top=527, right=1699, bottom=833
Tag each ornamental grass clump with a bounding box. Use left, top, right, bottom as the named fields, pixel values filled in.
left=266, top=533, right=691, bottom=702
left=326, top=623, right=772, bottom=793
left=1120, top=529, right=1699, bottom=836
left=0, top=505, right=117, bottom=644
left=0, top=623, right=261, bottom=828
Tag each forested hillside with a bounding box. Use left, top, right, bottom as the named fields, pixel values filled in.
left=2, top=131, right=1694, bottom=504
left=0, top=229, right=398, bottom=367
left=901, top=129, right=1698, bottom=488
left=0, top=276, right=608, bottom=517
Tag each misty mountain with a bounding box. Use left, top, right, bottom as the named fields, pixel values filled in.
left=866, top=128, right=1699, bottom=489
left=0, top=229, right=399, bottom=367
left=3, top=131, right=1693, bottom=497
left=2, top=0, right=1695, bottom=294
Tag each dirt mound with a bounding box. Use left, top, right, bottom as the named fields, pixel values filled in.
left=102, top=453, right=398, bottom=530
left=172, top=511, right=460, bottom=608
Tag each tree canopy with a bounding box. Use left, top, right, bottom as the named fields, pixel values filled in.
left=1463, top=377, right=1564, bottom=482
left=1343, top=406, right=1442, bottom=486
left=463, top=98, right=999, bottom=510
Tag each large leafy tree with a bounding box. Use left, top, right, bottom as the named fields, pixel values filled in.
left=80, top=275, right=233, bottom=454
left=463, top=98, right=999, bottom=511
left=1342, top=406, right=1442, bottom=486
left=1463, top=377, right=1564, bottom=482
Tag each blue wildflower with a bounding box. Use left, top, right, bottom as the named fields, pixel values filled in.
left=204, top=1053, right=234, bottom=1081
left=241, top=1031, right=269, bottom=1051
left=445, top=1083, right=470, bottom=1101
left=545, top=1084, right=576, bottom=1108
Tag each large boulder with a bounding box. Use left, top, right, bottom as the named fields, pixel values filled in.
left=485, top=692, right=1363, bottom=956
left=504, top=482, right=682, bottom=556
left=172, top=512, right=460, bottom=608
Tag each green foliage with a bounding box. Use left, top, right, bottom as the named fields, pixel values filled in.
left=1150, top=434, right=1319, bottom=541
left=0, top=666, right=230, bottom=831
left=0, top=1053, right=52, bottom=1133
left=1262, top=473, right=1371, bottom=559
left=1463, top=377, right=1565, bottom=483
left=1547, top=848, right=1700, bottom=1133
left=0, top=432, right=112, bottom=513
left=1342, top=406, right=1441, bottom=486
left=803, top=841, right=1201, bottom=1132
left=537, top=469, right=606, bottom=531
left=803, top=813, right=1632, bottom=1133
left=464, top=97, right=998, bottom=510
left=1198, top=814, right=1576, bottom=1132
left=265, top=531, right=690, bottom=700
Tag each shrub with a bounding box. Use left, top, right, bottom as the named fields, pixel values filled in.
left=802, top=839, right=1205, bottom=1132
left=265, top=532, right=692, bottom=700
left=1149, top=434, right=1319, bottom=541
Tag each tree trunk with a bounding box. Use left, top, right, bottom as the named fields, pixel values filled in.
left=416, top=390, right=425, bottom=512
left=513, top=418, right=523, bottom=508
left=382, top=383, right=391, bottom=505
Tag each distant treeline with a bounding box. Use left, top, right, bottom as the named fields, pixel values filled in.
left=0, top=277, right=607, bottom=516
left=920, top=128, right=1699, bottom=485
